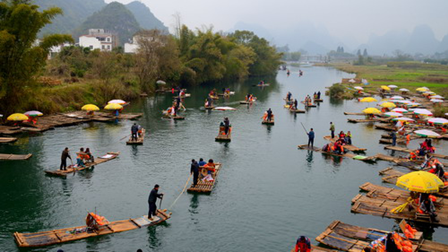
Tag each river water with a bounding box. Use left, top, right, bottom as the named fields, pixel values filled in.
left=1, top=66, right=447, bottom=252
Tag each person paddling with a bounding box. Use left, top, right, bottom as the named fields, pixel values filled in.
left=190, top=159, right=199, bottom=187
left=131, top=123, right=139, bottom=141
left=224, top=117, right=230, bottom=135
left=329, top=122, right=335, bottom=139
left=267, top=108, right=273, bottom=121
left=60, top=147, right=72, bottom=170
left=307, top=128, right=315, bottom=148
left=148, top=184, right=164, bottom=220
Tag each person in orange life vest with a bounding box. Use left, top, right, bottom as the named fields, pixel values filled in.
left=76, top=148, right=86, bottom=167
left=429, top=163, right=447, bottom=183
left=295, top=236, right=311, bottom=252
left=409, top=151, right=417, bottom=161
left=85, top=148, right=94, bottom=162
left=204, top=159, right=216, bottom=175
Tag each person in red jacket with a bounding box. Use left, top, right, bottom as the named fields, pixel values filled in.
left=295, top=236, right=311, bottom=252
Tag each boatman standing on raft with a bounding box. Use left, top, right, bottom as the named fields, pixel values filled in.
left=131, top=123, right=139, bottom=141
left=307, top=128, right=315, bottom=148
left=60, top=147, right=72, bottom=170
left=224, top=117, right=230, bottom=135
left=148, top=184, right=164, bottom=220
left=329, top=122, right=335, bottom=139
left=295, top=236, right=311, bottom=252
left=267, top=108, right=273, bottom=121
left=190, top=159, right=199, bottom=187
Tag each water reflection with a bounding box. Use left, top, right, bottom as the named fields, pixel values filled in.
left=189, top=194, right=199, bottom=214
left=132, top=145, right=139, bottom=157
left=306, top=150, right=313, bottom=164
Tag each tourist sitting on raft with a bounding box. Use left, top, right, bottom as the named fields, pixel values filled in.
left=205, top=97, right=213, bottom=108
left=294, top=236, right=311, bottom=252
left=258, top=80, right=265, bottom=85
left=245, top=94, right=255, bottom=102
left=263, top=108, right=274, bottom=122
left=202, top=159, right=216, bottom=182
left=198, top=158, right=207, bottom=167
left=322, top=139, right=346, bottom=154
left=429, top=163, right=448, bottom=185
left=418, top=193, right=439, bottom=222
left=76, top=148, right=88, bottom=167
left=313, top=92, right=317, bottom=100
left=219, top=117, right=231, bottom=135
left=85, top=148, right=94, bottom=162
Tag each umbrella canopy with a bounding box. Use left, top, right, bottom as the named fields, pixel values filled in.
left=108, top=99, right=126, bottom=104
left=430, top=99, right=444, bottom=103
left=396, top=171, right=444, bottom=193
left=363, top=107, right=381, bottom=114
left=7, top=113, right=28, bottom=121
left=394, top=100, right=411, bottom=104
left=360, top=97, right=377, bottom=103
left=423, top=91, right=436, bottom=96
left=348, top=79, right=356, bottom=83
left=416, top=87, right=429, bottom=92
left=399, top=88, right=409, bottom=92
left=388, top=85, right=398, bottom=88
left=381, top=85, right=391, bottom=91
left=390, top=96, right=404, bottom=100
left=392, top=108, right=408, bottom=113
left=430, top=95, right=443, bottom=99
left=214, top=106, right=237, bottom=111
left=407, top=102, right=420, bottom=107
left=354, top=86, right=364, bottom=90
left=104, top=103, right=123, bottom=110
left=24, top=110, right=43, bottom=117
left=414, top=129, right=441, bottom=138
left=156, top=80, right=166, bottom=85
left=380, top=102, right=396, bottom=108
left=428, top=118, right=448, bottom=125
left=383, top=112, right=403, bottom=118
left=392, top=117, right=414, bottom=122
left=81, top=104, right=100, bottom=111
left=413, top=109, right=433, bottom=116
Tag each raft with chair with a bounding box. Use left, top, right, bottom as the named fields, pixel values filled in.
left=44, top=152, right=119, bottom=177
left=384, top=146, right=448, bottom=160
left=126, top=129, right=145, bottom=145
left=323, top=136, right=366, bottom=152
left=351, top=194, right=448, bottom=227
left=215, top=127, right=231, bottom=142
left=0, top=153, right=32, bottom=160
left=0, top=137, right=17, bottom=143
left=13, top=209, right=171, bottom=248
left=297, top=145, right=376, bottom=162
left=187, top=163, right=222, bottom=193
left=315, top=220, right=447, bottom=252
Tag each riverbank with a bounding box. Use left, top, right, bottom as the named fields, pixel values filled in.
left=327, top=62, right=448, bottom=98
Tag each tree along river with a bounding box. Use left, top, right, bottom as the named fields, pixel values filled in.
left=1, top=66, right=447, bottom=252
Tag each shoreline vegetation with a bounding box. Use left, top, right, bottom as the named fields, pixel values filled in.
left=0, top=1, right=282, bottom=117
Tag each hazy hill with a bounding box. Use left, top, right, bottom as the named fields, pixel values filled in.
left=36, top=0, right=106, bottom=35
left=74, top=2, right=141, bottom=45
left=405, top=25, right=439, bottom=55
left=437, top=35, right=448, bottom=53
left=126, top=1, right=167, bottom=31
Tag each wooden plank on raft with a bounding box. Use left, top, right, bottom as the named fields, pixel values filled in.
left=44, top=152, right=119, bottom=177
left=297, top=145, right=376, bottom=162
left=0, top=137, right=17, bottom=143
left=14, top=210, right=170, bottom=248
left=262, top=119, right=275, bottom=125
left=384, top=146, right=448, bottom=160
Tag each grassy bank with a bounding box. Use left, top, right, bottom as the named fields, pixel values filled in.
left=329, top=62, right=448, bottom=98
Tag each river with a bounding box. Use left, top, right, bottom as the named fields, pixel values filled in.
left=1, top=66, right=447, bottom=252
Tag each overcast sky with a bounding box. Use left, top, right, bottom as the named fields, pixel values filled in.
left=107, top=0, right=448, bottom=43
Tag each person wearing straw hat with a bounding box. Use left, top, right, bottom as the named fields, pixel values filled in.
left=148, top=184, right=164, bottom=220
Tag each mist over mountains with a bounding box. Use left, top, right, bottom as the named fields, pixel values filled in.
left=232, top=22, right=448, bottom=56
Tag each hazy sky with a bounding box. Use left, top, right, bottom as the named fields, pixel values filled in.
left=107, top=0, right=448, bottom=43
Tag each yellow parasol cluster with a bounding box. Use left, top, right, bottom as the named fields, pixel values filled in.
left=396, top=171, right=444, bottom=194
left=380, top=85, right=391, bottom=91
left=380, top=102, right=396, bottom=108
left=104, top=103, right=123, bottom=110
left=81, top=104, right=100, bottom=111
left=7, top=113, right=29, bottom=121
left=360, top=97, right=377, bottom=103
left=363, top=107, right=381, bottom=114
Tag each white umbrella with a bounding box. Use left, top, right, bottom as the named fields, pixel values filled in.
left=430, top=95, right=443, bottom=99
left=390, top=96, right=404, bottom=100
left=414, top=129, right=441, bottom=138
left=430, top=99, right=444, bottom=103
left=108, top=99, right=126, bottom=104
left=407, top=102, right=420, bottom=107
left=214, top=106, right=236, bottom=111
left=413, top=109, right=433, bottom=116
left=384, top=112, right=403, bottom=118
left=392, top=117, right=414, bottom=122
left=427, top=118, right=448, bottom=125
left=388, top=85, right=398, bottom=88
left=348, top=79, right=356, bottom=83
left=354, top=86, right=364, bottom=90
left=392, top=108, right=408, bottom=113
left=399, top=88, right=409, bottom=92
left=156, top=80, right=166, bottom=85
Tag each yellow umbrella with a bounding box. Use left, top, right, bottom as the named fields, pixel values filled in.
left=360, top=97, right=377, bottom=103
left=7, top=113, right=29, bottom=121
left=380, top=102, right=396, bottom=108
left=396, top=171, right=444, bottom=193
left=363, top=107, right=381, bottom=114
left=416, top=87, right=427, bottom=92
left=81, top=104, right=100, bottom=111
left=381, top=85, right=391, bottom=91
left=104, top=103, right=123, bottom=110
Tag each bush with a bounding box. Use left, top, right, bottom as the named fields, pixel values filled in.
left=329, top=83, right=345, bottom=98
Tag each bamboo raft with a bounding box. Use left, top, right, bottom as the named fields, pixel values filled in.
left=215, top=128, right=231, bottom=142
left=343, top=112, right=366, bottom=116
left=0, top=137, right=17, bottom=143
left=374, top=124, right=397, bottom=131
left=240, top=99, right=256, bottom=104
left=379, top=138, right=409, bottom=145
left=14, top=209, right=171, bottom=248
left=375, top=153, right=448, bottom=167
left=289, top=109, right=306, bottom=114
left=351, top=194, right=448, bottom=227
left=44, top=152, right=119, bottom=177
left=126, top=129, right=145, bottom=145
left=297, top=145, right=376, bottom=162
left=187, top=163, right=222, bottom=193
left=205, top=105, right=215, bottom=110
left=384, top=146, right=448, bottom=160
left=348, top=118, right=384, bottom=123
left=262, top=118, right=274, bottom=125
left=379, top=167, right=448, bottom=196
left=0, top=153, right=32, bottom=160
left=162, top=114, right=185, bottom=120
left=316, top=220, right=448, bottom=252
left=323, top=136, right=366, bottom=152
left=314, top=99, right=323, bottom=102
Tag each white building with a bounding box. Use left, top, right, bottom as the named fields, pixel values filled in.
left=79, top=29, right=116, bottom=52
left=124, top=35, right=140, bottom=54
